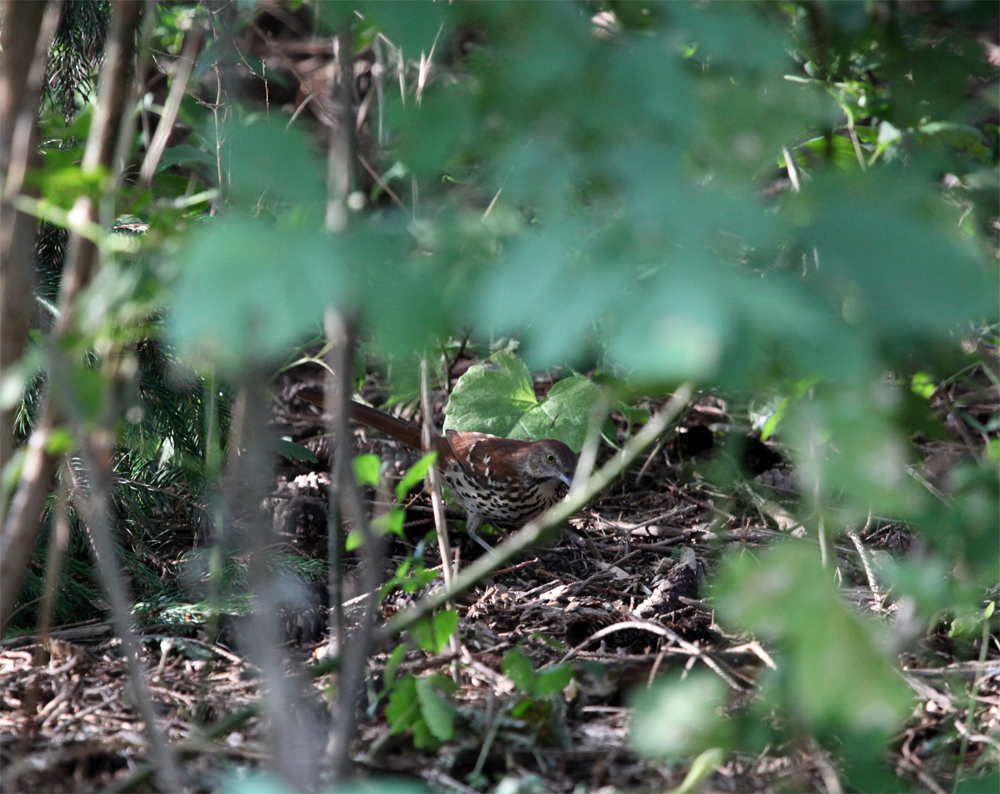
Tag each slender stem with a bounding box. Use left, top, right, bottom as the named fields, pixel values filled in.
left=376, top=385, right=694, bottom=646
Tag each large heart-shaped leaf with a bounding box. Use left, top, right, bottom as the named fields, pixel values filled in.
left=443, top=350, right=601, bottom=452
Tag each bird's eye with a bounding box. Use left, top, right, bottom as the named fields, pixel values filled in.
left=546, top=453, right=555, bottom=463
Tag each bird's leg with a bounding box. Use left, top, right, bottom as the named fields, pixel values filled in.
left=464, top=514, right=496, bottom=553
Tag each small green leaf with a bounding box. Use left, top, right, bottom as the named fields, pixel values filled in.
left=615, top=401, right=651, bottom=427
left=345, top=529, right=363, bottom=551
left=510, top=696, right=535, bottom=720
left=531, top=664, right=573, bottom=698
left=415, top=675, right=456, bottom=742
left=501, top=648, right=536, bottom=691
left=156, top=144, right=217, bottom=174
left=396, top=452, right=437, bottom=502
left=910, top=372, right=936, bottom=400
left=353, top=454, right=380, bottom=486
left=409, top=609, right=458, bottom=653
left=44, top=428, right=77, bottom=455
left=672, top=747, right=725, bottom=794
left=385, top=674, right=420, bottom=734
left=372, top=509, right=405, bottom=538
left=760, top=397, right=788, bottom=441
left=384, top=644, right=407, bottom=687
left=276, top=437, right=318, bottom=464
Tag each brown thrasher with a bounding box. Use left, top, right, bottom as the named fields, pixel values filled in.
left=297, top=388, right=578, bottom=546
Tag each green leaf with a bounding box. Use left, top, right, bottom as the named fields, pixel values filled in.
left=394, top=84, right=475, bottom=177
left=615, top=402, right=651, bottom=428
left=385, top=674, right=420, bottom=734
left=760, top=397, right=788, bottom=442
left=444, top=351, right=601, bottom=451
left=345, top=529, right=362, bottom=552
left=44, top=428, right=77, bottom=455
left=371, top=509, right=405, bottom=538
left=501, top=648, right=536, bottom=691
left=409, top=609, right=458, bottom=654
left=156, top=144, right=217, bottom=175
left=353, top=454, right=380, bottom=487
left=395, top=452, right=437, bottom=502
left=384, top=644, right=407, bottom=687
left=672, top=748, right=725, bottom=794
left=223, top=119, right=326, bottom=210
left=415, top=674, right=456, bottom=742
left=531, top=664, right=572, bottom=698
left=716, top=541, right=912, bottom=733
left=515, top=374, right=602, bottom=452
left=786, top=388, right=926, bottom=518
left=798, top=171, right=997, bottom=335
left=444, top=350, right=537, bottom=438
left=276, top=438, right=318, bottom=464
left=631, top=673, right=728, bottom=758
left=910, top=372, right=936, bottom=400
left=353, top=0, right=453, bottom=55
left=170, top=214, right=346, bottom=370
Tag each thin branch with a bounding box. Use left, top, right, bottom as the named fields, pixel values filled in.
left=1, top=0, right=144, bottom=632
left=53, top=359, right=183, bottom=792
left=420, top=358, right=456, bottom=590
left=325, top=310, right=349, bottom=657
left=1, top=0, right=60, bottom=499
left=139, top=26, right=203, bottom=185
left=375, top=385, right=694, bottom=646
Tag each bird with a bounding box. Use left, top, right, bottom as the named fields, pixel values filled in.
left=296, top=387, right=578, bottom=548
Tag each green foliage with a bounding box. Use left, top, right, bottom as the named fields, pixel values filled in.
left=502, top=648, right=573, bottom=700
left=631, top=672, right=729, bottom=758
left=717, top=543, right=912, bottom=734
left=346, top=453, right=439, bottom=551
left=171, top=213, right=345, bottom=371
left=44, top=0, right=110, bottom=122
left=9, top=0, right=999, bottom=787
left=395, top=452, right=437, bottom=502
left=633, top=541, right=916, bottom=787
left=408, top=609, right=458, bottom=655
left=384, top=671, right=458, bottom=749
left=444, top=350, right=602, bottom=451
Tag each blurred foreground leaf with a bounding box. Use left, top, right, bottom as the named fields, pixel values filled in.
left=716, top=542, right=912, bottom=734
left=169, top=214, right=345, bottom=370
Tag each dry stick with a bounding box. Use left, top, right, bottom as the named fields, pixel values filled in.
left=139, top=25, right=202, bottom=185
left=237, top=381, right=324, bottom=792
left=0, top=0, right=60, bottom=588
left=0, top=3, right=59, bottom=490
left=327, top=419, right=387, bottom=784
left=846, top=513, right=883, bottom=606
left=0, top=0, right=144, bottom=632
left=325, top=311, right=349, bottom=655
left=357, top=152, right=405, bottom=210
left=375, top=385, right=694, bottom=646
left=324, top=28, right=357, bottom=233
left=322, top=30, right=378, bottom=786
left=420, top=359, right=455, bottom=591
left=50, top=363, right=182, bottom=791
left=420, top=358, right=462, bottom=676
left=560, top=619, right=745, bottom=692
left=33, top=462, right=72, bottom=666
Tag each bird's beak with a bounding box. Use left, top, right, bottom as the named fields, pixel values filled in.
left=559, top=473, right=573, bottom=489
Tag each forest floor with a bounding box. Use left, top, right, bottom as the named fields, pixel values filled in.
left=1, top=360, right=997, bottom=793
